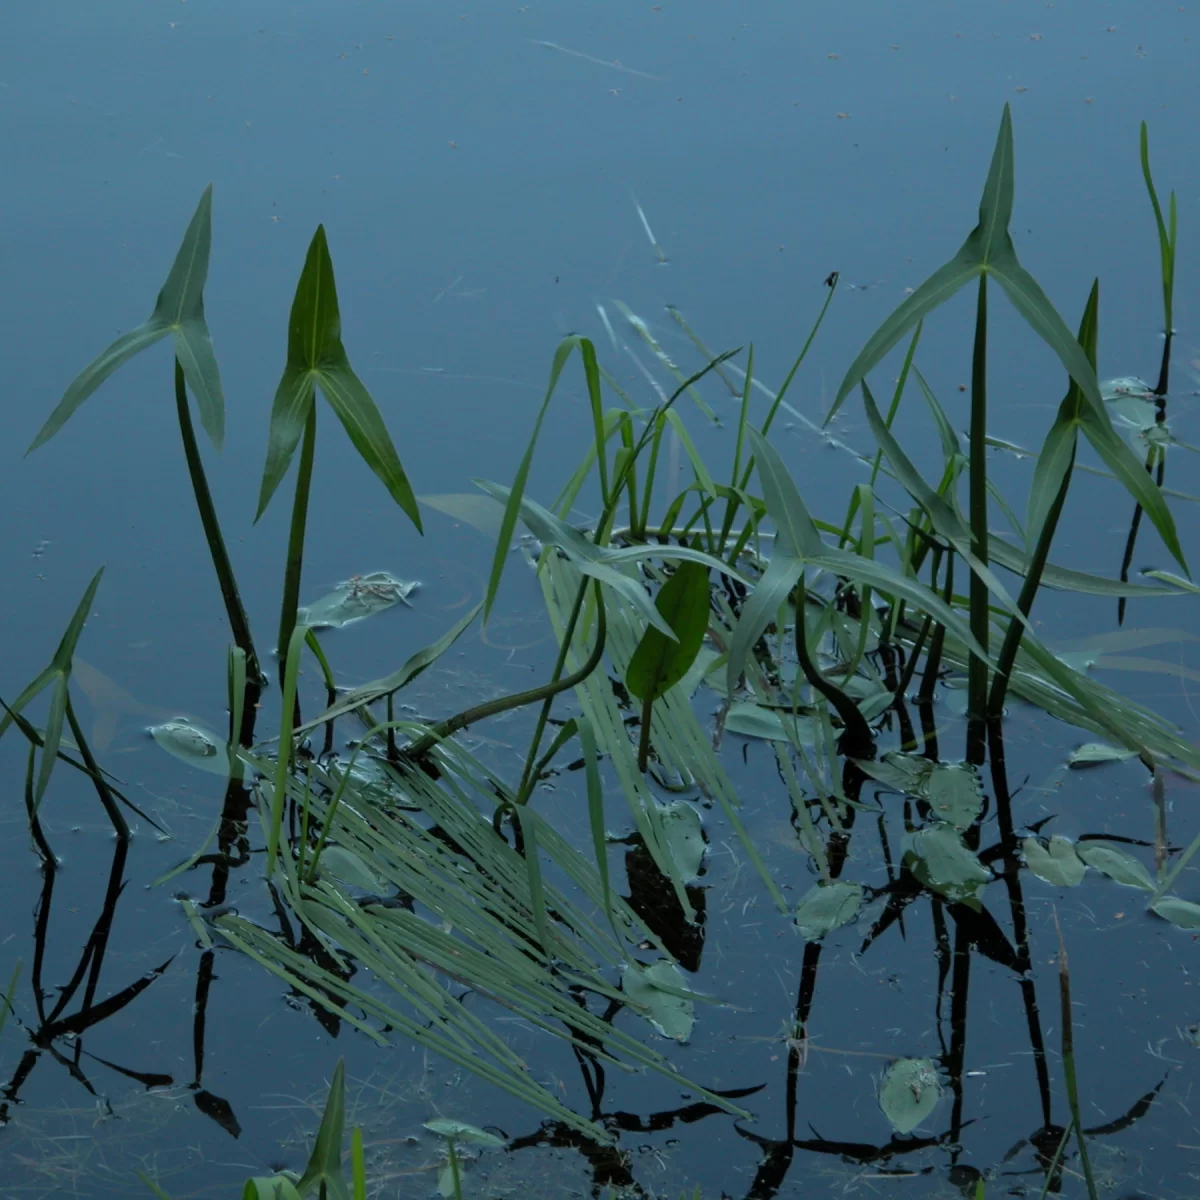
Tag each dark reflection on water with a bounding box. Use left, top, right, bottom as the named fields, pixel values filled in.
left=3, top=0, right=1200, bottom=1196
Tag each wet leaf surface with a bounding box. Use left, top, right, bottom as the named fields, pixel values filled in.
left=794, top=880, right=863, bottom=941
left=904, top=823, right=991, bottom=905
left=879, top=1057, right=941, bottom=1134
left=1076, top=842, right=1155, bottom=890
left=622, top=959, right=695, bottom=1042
left=299, top=571, right=417, bottom=629
left=1023, top=835, right=1086, bottom=887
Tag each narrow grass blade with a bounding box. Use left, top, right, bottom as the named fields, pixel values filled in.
left=516, top=807, right=551, bottom=956
left=256, top=368, right=316, bottom=519
left=578, top=716, right=620, bottom=942
left=726, top=553, right=803, bottom=700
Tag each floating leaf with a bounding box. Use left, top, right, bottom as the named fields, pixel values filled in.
left=149, top=717, right=229, bottom=776
left=857, top=752, right=934, bottom=795
left=904, top=823, right=991, bottom=906
left=316, top=846, right=387, bottom=893
left=299, top=572, right=418, bottom=630
left=622, top=959, right=695, bottom=1042
left=725, top=702, right=819, bottom=744
left=926, top=763, right=984, bottom=830
left=660, top=801, right=706, bottom=881
left=879, top=1057, right=942, bottom=1134
left=1076, top=842, right=1155, bottom=891
left=1067, top=742, right=1138, bottom=768
left=1151, top=897, right=1200, bottom=930
left=794, top=881, right=863, bottom=941
left=424, top=1119, right=506, bottom=1147
left=1022, top=836, right=1086, bottom=887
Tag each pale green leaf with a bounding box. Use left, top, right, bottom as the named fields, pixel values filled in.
left=879, top=1058, right=941, bottom=1134
left=1076, top=842, right=1154, bottom=891
left=794, top=880, right=863, bottom=941
left=622, top=959, right=695, bottom=1042
left=1022, top=836, right=1086, bottom=887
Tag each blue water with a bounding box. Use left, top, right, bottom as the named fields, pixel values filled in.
left=3, top=2, right=1200, bottom=1196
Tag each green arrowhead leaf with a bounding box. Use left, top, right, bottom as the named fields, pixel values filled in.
left=256, top=226, right=421, bottom=533
left=30, top=186, right=224, bottom=453
left=1022, top=836, right=1086, bottom=887
left=295, top=1058, right=351, bottom=1200
left=1076, top=842, right=1154, bottom=891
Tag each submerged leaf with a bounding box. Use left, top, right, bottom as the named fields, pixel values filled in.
left=423, top=1119, right=506, bottom=1147
left=1067, top=742, right=1138, bottom=768
left=660, top=801, right=706, bottom=881
left=622, top=959, right=695, bottom=1042
left=316, top=846, right=387, bottom=893
left=879, top=1058, right=942, bottom=1134
left=905, top=823, right=991, bottom=905
left=794, top=880, right=863, bottom=941
left=1076, top=842, right=1155, bottom=891
left=1151, top=897, right=1200, bottom=930
left=725, top=702, right=818, bottom=744
left=149, top=717, right=229, bottom=776
left=1022, top=836, right=1086, bottom=887
left=299, top=572, right=417, bottom=630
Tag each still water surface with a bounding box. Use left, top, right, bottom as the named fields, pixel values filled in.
left=2, top=3, right=1200, bottom=1196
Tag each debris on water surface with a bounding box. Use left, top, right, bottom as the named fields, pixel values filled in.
left=299, top=571, right=418, bottom=630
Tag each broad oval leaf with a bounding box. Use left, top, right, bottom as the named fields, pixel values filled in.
left=1067, top=742, right=1137, bottom=768
left=149, top=717, right=229, bottom=776
left=622, top=959, right=695, bottom=1042
left=926, top=763, right=983, bottom=830
left=1022, top=836, right=1086, bottom=887
left=316, top=846, right=387, bottom=893
left=660, top=801, right=706, bottom=881
left=1151, top=897, right=1200, bottom=930
left=879, top=1057, right=942, bottom=1134
left=627, top=561, right=711, bottom=703
left=795, top=880, right=863, bottom=941
left=1076, top=842, right=1155, bottom=891
left=905, top=823, right=991, bottom=905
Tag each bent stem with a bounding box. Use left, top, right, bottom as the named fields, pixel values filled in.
left=277, top=403, right=318, bottom=673
left=174, top=359, right=262, bottom=683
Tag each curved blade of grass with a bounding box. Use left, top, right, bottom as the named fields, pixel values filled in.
left=515, top=808, right=550, bottom=956
left=745, top=428, right=824, bottom=558
left=482, top=335, right=584, bottom=621
left=726, top=553, right=803, bottom=700
left=294, top=602, right=481, bottom=735
left=1141, top=121, right=1176, bottom=332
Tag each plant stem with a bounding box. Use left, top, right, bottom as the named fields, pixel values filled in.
left=277, top=403, right=318, bottom=669
left=967, top=273, right=990, bottom=754
left=1054, top=914, right=1099, bottom=1200
left=65, top=694, right=129, bottom=839
left=174, top=359, right=262, bottom=683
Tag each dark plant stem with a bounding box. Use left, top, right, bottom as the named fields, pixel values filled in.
left=918, top=551, right=954, bottom=706
left=64, top=694, right=129, bottom=839
left=174, top=359, right=262, bottom=684
left=1054, top=914, right=1099, bottom=1200
left=636, top=693, right=654, bottom=773
left=1154, top=329, right=1173, bottom=398
left=794, top=585, right=873, bottom=758
left=967, top=273, right=990, bottom=754
left=277, top=404, right=318, bottom=673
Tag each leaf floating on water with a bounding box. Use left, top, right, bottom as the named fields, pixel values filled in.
left=857, top=751, right=933, bottom=795
left=725, top=701, right=818, bottom=744
left=660, top=801, right=706, bottom=881
left=1022, top=836, right=1086, bottom=887
left=316, top=845, right=387, bottom=893
left=926, top=763, right=983, bottom=830
left=794, top=880, right=863, bottom=941
left=1150, top=897, right=1200, bottom=930
left=1076, top=842, right=1155, bottom=891
left=879, top=1057, right=941, bottom=1134
left=1067, top=742, right=1138, bottom=768
left=299, top=572, right=418, bottom=630
left=904, top=823, right=991, bottom=906
left=424, top=1119, right=506, bottom=1147
left=149, top=717, right=229, bottom=776
left=622, top=959, right=695, bottom=1042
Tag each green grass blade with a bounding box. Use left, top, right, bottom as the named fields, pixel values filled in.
left=267, top=623, right=308, bottom=874
left=516, top=808, right=551, bottom=956
left=745, top=427, right=824, bottom=558
left=578, top=716, right=620, bottom=943
left=726, top=554, right=803, bottom=700
left=51, top=567, right=104, bottom=670
left=318, top=360, right=421, bottom=530
left=351, top=1127, right=367, bottom=1200
left=1141, top=121, right=1175, bottom=330
left=482, top=335, right=583, bottom=621
left=33, top=676, right=68, bottom=810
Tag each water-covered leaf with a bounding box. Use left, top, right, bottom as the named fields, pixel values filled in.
left=1076, top=842, right=1155, bottom=891
left=299, top=572, right=417, bottom=630
left=622, top=959, right=695, bottom=1042
left=926, top=763, right=984, bottom=830
left=149, top=717, right=229, bottom=776
left=660, top=801, right=706, bottom=881
left=795, top=880, right=863, bottom=941
left=1067, top=742, right=1138, bottom=768
left=316, top=846, right=387, bottom=893
left=904, top=823, right=991, bottom=905
left=1103, top=377, right=1163, bottom=449
left=879, top=1057, right=942, bottom=1134
left=725, top=701, right=818, bottom=744
left=424, top=1119, right=506, bottom=1147
left=857, top=751, right=934, bottom=795
left=1022, top=836, right=1086, bottom=887
left=1151, top=897, right=1200, bottom=930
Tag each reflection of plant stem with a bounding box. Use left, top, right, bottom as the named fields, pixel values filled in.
left=174, top=359, right=262, bottom=684
left=277, top=403, right=318, bottom=675
left=1054, top=913, right=1099, bottom=1200
left=967, top=274, right=989, bottom=759
left=406, top=591, right=606, bottom=764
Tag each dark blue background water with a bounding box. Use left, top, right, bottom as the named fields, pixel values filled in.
left=3, top=3, right=1200, bottom=1196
